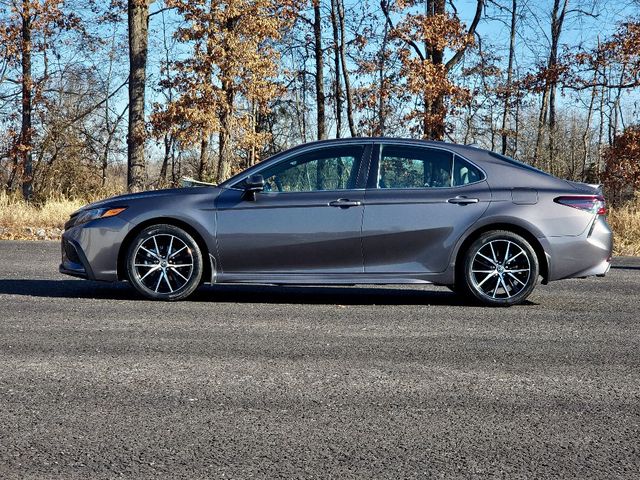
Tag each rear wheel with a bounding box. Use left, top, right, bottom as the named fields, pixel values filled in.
left=457, top=230, right=539, bottom=307
left=126, top=224, right=203, bottom=301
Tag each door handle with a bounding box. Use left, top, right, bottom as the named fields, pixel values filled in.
left=329, top=199, right=362, bottom=208
left=447, top=196, right=479, bottom=205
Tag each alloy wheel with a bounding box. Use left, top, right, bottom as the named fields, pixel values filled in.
left=132, top=234, right=194, bottom=294
left=470, top=239, right=531, bottom=300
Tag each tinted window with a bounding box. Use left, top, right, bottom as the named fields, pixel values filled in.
left=256, top=146, right=363, bottom=193
left=453, top=156, right=484, bottom=186
left=378, top=146, right=453, bottom=189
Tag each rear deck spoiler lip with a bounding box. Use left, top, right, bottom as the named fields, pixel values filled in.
left=565, top=180, right=603, bottom=195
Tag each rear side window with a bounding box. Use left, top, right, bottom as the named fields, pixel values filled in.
left=378, top=146, right=453, bottom=189
left=453, top=155, right=484, bottom=186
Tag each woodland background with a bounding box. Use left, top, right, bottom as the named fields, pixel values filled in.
left=0, top=0, right=639, bottom=250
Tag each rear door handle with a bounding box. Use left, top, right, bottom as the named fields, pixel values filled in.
left=447, top=196, right=479, bottom=205
left=329, top=198, right=362, bottom=208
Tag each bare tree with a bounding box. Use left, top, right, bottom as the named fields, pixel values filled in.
left=313, top=0, right=326, bottom=140
left=127, top=0, right=150, bottom=192
left=500, top=0, right=517, bottom=155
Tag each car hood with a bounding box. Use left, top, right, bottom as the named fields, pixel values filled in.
left=72, top=187, right=221, bottom=215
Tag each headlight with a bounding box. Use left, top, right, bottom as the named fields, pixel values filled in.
left=70, top=207, right=127, bottom=227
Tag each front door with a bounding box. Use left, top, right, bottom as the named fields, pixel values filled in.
left=215, top=144, right=370, bottom=277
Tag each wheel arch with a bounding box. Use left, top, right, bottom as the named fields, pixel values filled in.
left=453, top=222, right=549, bottom=284
left=117, top=217, right=212, bottom=282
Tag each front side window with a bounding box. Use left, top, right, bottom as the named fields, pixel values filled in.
left=378, top=146, right=453, bottom=189
left=256, top=146, right=363, bottom=193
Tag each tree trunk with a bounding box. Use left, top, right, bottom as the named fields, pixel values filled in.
left=159, top=133, right=172, bottom=184
left=127, top=0, right=149, bottom=193
left=20, top=0, right=33, bottom=201
left=330, top=0, right=342, bottom=138
left=198, top=134, right=209, bottom=180
left=501, top=0, right=517, bottom=155
left=217, top=127, right=232, bottom=183
left=581, top=70, right=598, bottom=181
left=313, top=0, right=326, bottom=140
left=378, top=20, right=389, bottom=136
left=534, top=85, right=550, bottom=168
left=534, top=0, right=568, bottom=171
left=337, top=0, right=356, bottom=136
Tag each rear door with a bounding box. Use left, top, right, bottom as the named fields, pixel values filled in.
left=362, top=143, right=491, bottom=274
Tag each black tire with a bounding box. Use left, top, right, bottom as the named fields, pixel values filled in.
left=126, top=224, right=203, bottom=301
left=456, top=230, right=539, bottom=307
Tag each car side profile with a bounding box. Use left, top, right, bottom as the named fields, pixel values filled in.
left=60, top=138, right=613, bottom=306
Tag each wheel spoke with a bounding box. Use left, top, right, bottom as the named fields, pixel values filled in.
left=169, top=264, right=192, bottom=268
left=505, top=268, right=529, bottom=273
left=506, top=250, right=524, bottom=264
left=477, top=252, right=496, bottom=266
left=507, top=272, right=526, bottom=286
left=170, top=267, right=189, bottom=282
left=153, top=236, right=161, bottom=257
left=500, top=276, right=511, bottom=297
left=167, top=236, right=174, bottom=258
left=504, top=241, right=511, bottom=265
left=163, top=270, right=174, bottom=293
left=472, top=269, right=495, bottom=273
left=140, top=246, right=160, bottom=259
left=140, top=265, right=160, bottom=281
left=489, top=242, right=498, bottom=263
left=492, top=279, right=500, bottom=298
left=154, top=271, right=163, bottom=292
left=477, top=273, right=494, bottom=289
left=169, top=246, right=187, bottom=259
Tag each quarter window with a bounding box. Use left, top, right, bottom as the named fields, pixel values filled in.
left=452, top=155, right=484, bottom=186
left=256, top=146, right=363, bottom=193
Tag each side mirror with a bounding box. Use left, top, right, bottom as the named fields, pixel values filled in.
left=243, top=174, right=264, bottom=200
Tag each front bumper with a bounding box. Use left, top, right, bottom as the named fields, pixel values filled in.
left=60, top=236, right=94, bottom=279
left=59, top=217, right=131, bottom=282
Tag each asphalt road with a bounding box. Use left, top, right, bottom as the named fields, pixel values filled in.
left=0, top=240, right=639, bottom=479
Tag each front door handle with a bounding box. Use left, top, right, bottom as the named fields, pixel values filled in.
left=329, top=198, right=362, bottom=208
left=447, top=196, right=479, bottom=205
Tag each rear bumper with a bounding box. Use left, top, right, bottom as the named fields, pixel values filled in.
left=543, top=215, right=613, bottom=281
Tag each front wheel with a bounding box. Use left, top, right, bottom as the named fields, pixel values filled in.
left=457, top=230, right=539, bottom=307
left=126, top=224, right=203, bottom=301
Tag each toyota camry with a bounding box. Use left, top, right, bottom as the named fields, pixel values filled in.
left=60, top=138, right=613, bottom=306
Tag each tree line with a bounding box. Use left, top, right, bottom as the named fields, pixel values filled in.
left=1, top=0, right=639, bottom=203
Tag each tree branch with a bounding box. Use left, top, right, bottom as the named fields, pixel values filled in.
left=446, top=0, right=484, bottom=71
left=380, top=0, right=425, bottom=61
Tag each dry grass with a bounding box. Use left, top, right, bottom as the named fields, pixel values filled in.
left=608, top=198, right=640, bottom=256
left=0, top=191, right=93, bottom=240
left=1, top=191, right=640, bottom=255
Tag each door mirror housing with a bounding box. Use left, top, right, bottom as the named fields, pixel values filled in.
left=243, top=174, right=265, bottom=200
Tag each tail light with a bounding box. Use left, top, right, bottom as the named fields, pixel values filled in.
left=554, top=195, right=607, bottom=215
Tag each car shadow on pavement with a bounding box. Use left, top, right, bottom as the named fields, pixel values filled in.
left=0, top=278, right=513, bottom=306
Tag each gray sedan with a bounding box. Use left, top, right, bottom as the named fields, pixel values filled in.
left=60, top=138, right=612, bottom=306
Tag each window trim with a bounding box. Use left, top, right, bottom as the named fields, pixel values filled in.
left=370, top=143, right=486, bottom=191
